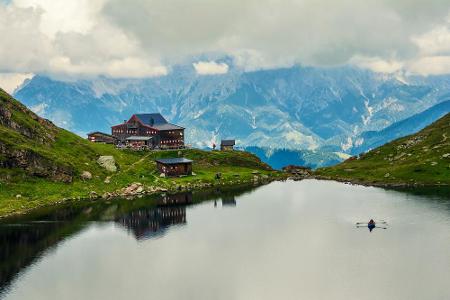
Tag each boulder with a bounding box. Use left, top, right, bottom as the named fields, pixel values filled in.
left=122, top=182, right=144, bottom=196
left=104, top=176, right=111, bottom=184
left=81, top=171, right=92, bottom=180
left=97, top=156, right=117, bottom=172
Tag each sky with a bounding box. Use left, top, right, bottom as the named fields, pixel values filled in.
left=1, top=0, right=450, bottom=88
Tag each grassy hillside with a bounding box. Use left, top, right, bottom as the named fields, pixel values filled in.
left=316, top=113, right=450, bottom=186
left=0, top=89, right=279, bottom=217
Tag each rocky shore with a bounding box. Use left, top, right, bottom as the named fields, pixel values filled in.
left=313, top=174, right=450, bottom=188
left=89, top=172, right=279, bottom=200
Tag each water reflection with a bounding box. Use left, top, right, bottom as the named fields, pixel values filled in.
left=0, top=207, right=88, bottom=294
left=116, top=206, right=187, bottom=240
left=221, top=195, right=237, bottom=206
left=2, top=181, right=450, bottom=300
left=0, top=186, right=248, bottom=294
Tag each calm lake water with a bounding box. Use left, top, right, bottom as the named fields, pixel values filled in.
left=1, top=180, right=450, bottom=300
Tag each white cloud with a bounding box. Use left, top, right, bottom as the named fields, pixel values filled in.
left=193, top=61, right=229, bottom=75
left=13, top=0, right=107, bottom=37
left=350, top=56, right=404, bottom=74
left=0, top=72, right=34, bottom=93
left=29, top=102, right=47, bottom=115
left=0, top=1, right=167, bottom=78
left=408, top=56, right=450, bottom=76
left=1, top=0, right=450, bottom=77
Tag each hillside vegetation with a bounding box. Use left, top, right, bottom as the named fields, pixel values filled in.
left=0, top=88, right=278, bottom=217
left=316, top=113, right=450, bottom=186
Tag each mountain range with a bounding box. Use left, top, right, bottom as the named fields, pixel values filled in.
left=11, top=63, right=450, bottom=167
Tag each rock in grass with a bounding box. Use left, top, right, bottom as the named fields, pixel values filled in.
left=97, top=156, right=117, bottom=172
left=122, top=182, right=144, bottom=196
left=81, top=171, right=92, bottom=180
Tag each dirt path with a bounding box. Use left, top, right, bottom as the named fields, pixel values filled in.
left=108, top=152, right=153, bottom=180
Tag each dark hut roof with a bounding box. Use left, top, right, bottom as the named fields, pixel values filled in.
left=135, top=113, right=168, bottom=126
left=221, top=140, right=236, bottom=146
left=155, top=158, right=193, bottom=165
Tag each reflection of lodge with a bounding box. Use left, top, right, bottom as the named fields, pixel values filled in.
left=116, top=206, right=186, bottom=240
left=158, top=192, right=193, bottom=205
left=221, top=195, right=236, bottom=206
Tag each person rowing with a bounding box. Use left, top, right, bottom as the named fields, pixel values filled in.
left=356, top=219, right=387, bottom=231
left=368, top=219, right=376, bottom=232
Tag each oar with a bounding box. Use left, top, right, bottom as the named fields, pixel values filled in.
left=356, top=222, right=387, bottom=225
left=356, top=225, right=387, bottom=229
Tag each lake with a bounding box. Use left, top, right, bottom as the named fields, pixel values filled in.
left=1, top=180, right=450, bottom=300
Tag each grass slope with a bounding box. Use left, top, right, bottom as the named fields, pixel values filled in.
left=0, top=89, right=279, bottom=217
left=316, top=113, right=450, bottom=186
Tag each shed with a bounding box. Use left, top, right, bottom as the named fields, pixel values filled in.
left=220, top=139, right=235, bottom=151
left=155, top=158, right=193, bottom=177
left=87, top=131, right=116, bottom=144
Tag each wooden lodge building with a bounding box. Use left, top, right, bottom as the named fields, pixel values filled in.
left=156, top=158, right=193, bottom=177
left=111, top=113, right=185, bottom=149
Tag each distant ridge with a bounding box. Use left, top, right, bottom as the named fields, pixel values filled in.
left=317, top=112, right=450, bottom=186
left=353, top=100, right=450, bottom=155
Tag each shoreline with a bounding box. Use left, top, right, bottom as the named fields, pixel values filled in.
left=312, top=174, right=450, bottom=188
left=0, top=174, right=286, bottom=220
left=3, top=173, right=448, bottom=220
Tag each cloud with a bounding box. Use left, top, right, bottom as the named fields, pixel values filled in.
left=350, top=56, right=404, bottom=74
left=408, top=56, right=450, bottom=76
left=0, top=1, right=167, bottom=78
left=0, top=72, right=34, bottom=93
left=193, top=61, right=229, bottom=75
left=1, top=0, right=450, bottom=77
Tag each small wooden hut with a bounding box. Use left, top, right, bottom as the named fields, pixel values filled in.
left=155, top=158, right=193, bottom=177
left=220, top=140, right=235, bottom=151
